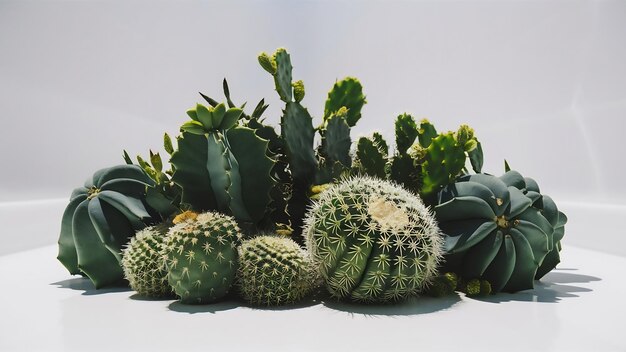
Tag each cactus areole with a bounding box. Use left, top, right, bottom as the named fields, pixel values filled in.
left=435, top=170, right=567, bottom=293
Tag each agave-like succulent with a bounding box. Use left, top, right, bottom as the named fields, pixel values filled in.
left=435, top=170, right=565, bottom=293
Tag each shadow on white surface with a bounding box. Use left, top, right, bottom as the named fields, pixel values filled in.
left=168, top=300, right=240, bottom=314
left=473, top=269, right=600, bottom=304
left=323, top=294, right=462, bottom=317
left=51, top=277, right=131, bottom=296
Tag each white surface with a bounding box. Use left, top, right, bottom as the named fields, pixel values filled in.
left=0, top=244, right=622, bottom=352
left=1, top=0, right=625, bottom=205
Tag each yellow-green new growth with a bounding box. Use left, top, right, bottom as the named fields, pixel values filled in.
left=163, top=211, right=242, bottom=304
left=238, top=235, right=318, bottom=306
left=303, top=176, right=444, bottom=303
left=121, top=224, right=174, bottom=298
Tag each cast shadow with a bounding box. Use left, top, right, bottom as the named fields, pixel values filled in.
left=474, top=269, right=600, bottom=304
left=323, top=293, right=462, bottom=317
left=129, top=293, right=176, bottom=302
left=241, top=296, right=322, bottom=311
left=168, top=299, right=240, bottom=314
left=50, top=277, right=131, bottom=296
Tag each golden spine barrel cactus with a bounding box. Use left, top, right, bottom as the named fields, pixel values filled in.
left=303, top=176, right=444, bottom=303
left=163, top=211, right=242, bottom=304
left=238, top=235, right=317, bottom=306
left=121, top=224, right=173, bottom=298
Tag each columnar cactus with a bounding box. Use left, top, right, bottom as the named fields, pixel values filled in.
left=435, top=170, right=563, bottom=293
left=121, top=224, right=173, bottom=298
left=57, top=165, right=157, bottom=288
left=163, top=211, right=242, bottom=304
left=238, top=235, right=317, bottom=306
left=170, top=101, right=276, bottom=232
left=303, top=176, right=444, bottom=302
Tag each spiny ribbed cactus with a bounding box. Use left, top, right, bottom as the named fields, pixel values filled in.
left=163, top=211, right=242, bottom=304
left=58, top=165, right=157, bottom=288
left=121, top=224, right=173, bottom=298
left=304, top=176, right=443, bottom=302
left=170, top=100, right=276, bottom=232
left=435, top=171, right=558, bottom=293
left=238, top=235, right=317, bottom=306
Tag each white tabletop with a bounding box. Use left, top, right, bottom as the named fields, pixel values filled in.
left=0, top=244, right=622, bottom=352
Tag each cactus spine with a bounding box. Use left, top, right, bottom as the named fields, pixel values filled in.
left=304, top=176, right=443, bottom=302
left=121, top=224, right=173, bottom=298
left=163, top=211, right=242, bottom=304
left=238, top=235, right=317, bottom=306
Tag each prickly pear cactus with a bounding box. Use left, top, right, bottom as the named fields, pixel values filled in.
left=163, top=211, right=242, bottom=304
left=323, top=77, right=366, bottom=127
left=57, top=164, right=157, bottom=288
left=435, top=171, right=558, bottom=293
left=121, top=224, right=173, bottom=298
left=303, top=176, right=444, bottom=302
left=170, top=101, right=276, bottom=231
left=237, top=235, right=317, bottom=306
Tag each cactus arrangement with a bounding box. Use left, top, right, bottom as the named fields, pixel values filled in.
left=238, top=235, right=317, bottom=306
left=303, top=176, right=443, bottom=302
left=55, top=47, right=568, bottom=311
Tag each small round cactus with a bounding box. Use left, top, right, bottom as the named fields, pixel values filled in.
left=163, top=211, right=242, bottom=304
left=238, top=235, right=317, bottom=306
left=303, top=176, right=444, bottom=303
left=121, top=224, right=173, bottom=298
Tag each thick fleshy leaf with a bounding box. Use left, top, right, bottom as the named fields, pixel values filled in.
left=96, top=165, right=153, bottom=187
left=97, top=190, right=150, bottom=227
left=72, top=201, right=123, bottom=288
left=524, top=177, right=540, bottom=193
left=481, top=234, right=516, bottom=293
left=435, top=196, right=495, bottom=222
left=502, top=229, right=537, bottom=292
left=540, top=195, right=559, bottom=227
left=439, top=181, right=499, bottom=212
left=220, top=108, right=243, bottom=130
left=170, top=132, right=218, bottom=211
left=88, top=198, right=134, bottom=262
left=205, top=132, right=232, bottom=213
left=442, top=220, right=497, bottom=253
left=499, top=170, right=525, bottom=190
left=535, top=243, right=561, bottom=280
left=508, top=186, right=532, bottom=218
left=515, top=218, right=550, bottom=264
left=468, top=141, right=483, bottom=173
left=462, top=230, right=503, bottom=278
left=100, top=178, right=150, bottom=196
left=525, top=191, right=542, bottom=205
left=180, top=120, right=206, bottom=135
left=57, top=195, right=87, bottom=275
left=195, top=104, right=213, bottom=129
left=459, top=174, right=510, bottom=215
left=517, top=207, right=554, bottom=246
left=70, top=187, right=88, bottom=201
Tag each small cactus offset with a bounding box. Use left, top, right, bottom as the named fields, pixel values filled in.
left=238, top=235, right=318, bottom=306
left=163, top=211, right=242, bottom=304
left=303, top=176, right=444, bottom=303
left=121, top=224, right=174, bottom=298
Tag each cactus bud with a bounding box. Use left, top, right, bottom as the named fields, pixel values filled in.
left=292, top=80, right=305, bottom=103
left=258, top=52, right=277, bottom=75
left=456, top=124, right=475, bottom=146
left=164, top=133, right=174, bottom=155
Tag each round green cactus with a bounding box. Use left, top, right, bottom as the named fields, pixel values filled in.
left=57, top=165, right=157, bottom=288
left=237, top=235, right=317, bottom=306
left=121, top=224, right=173, bottom=298
left=163, top=211, right=242, bottom=304
left=435, top=170, right=566, bottom=293
left=303, top=176, right=444, bottom=303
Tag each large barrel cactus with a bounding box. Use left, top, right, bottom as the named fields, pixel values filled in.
left=57, top=165, right=157, bottom=288
left=170, top=102, right=276, bottom=232
left=303, top=176, right=443, bottom=303
left=435, top=170, right=566, bottom=293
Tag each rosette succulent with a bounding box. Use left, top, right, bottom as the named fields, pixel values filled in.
left=303, top=176, right=443, bottom=302
left=57, top=165, right=157, bottom=288
left=435, top=170, right=565, bottom=293
left=238, top=235, right=317, bottom=306
left=163, top=211, right=242, bottom=304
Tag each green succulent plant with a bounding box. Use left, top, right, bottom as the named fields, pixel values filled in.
left=57, top=165, right=157, bottom=288
left=237, top=235, right=317, bottom=306
left=435, top=170, right=563, bottom=293
left=303, top=176, right=443, bottom=302
left=163, top=211, right=242, bottom=304
left=121, top=223, right=173, bottom=298
left=170, top=100, right=276, bottom=233
left=258, top=48, right=366, bottom=240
